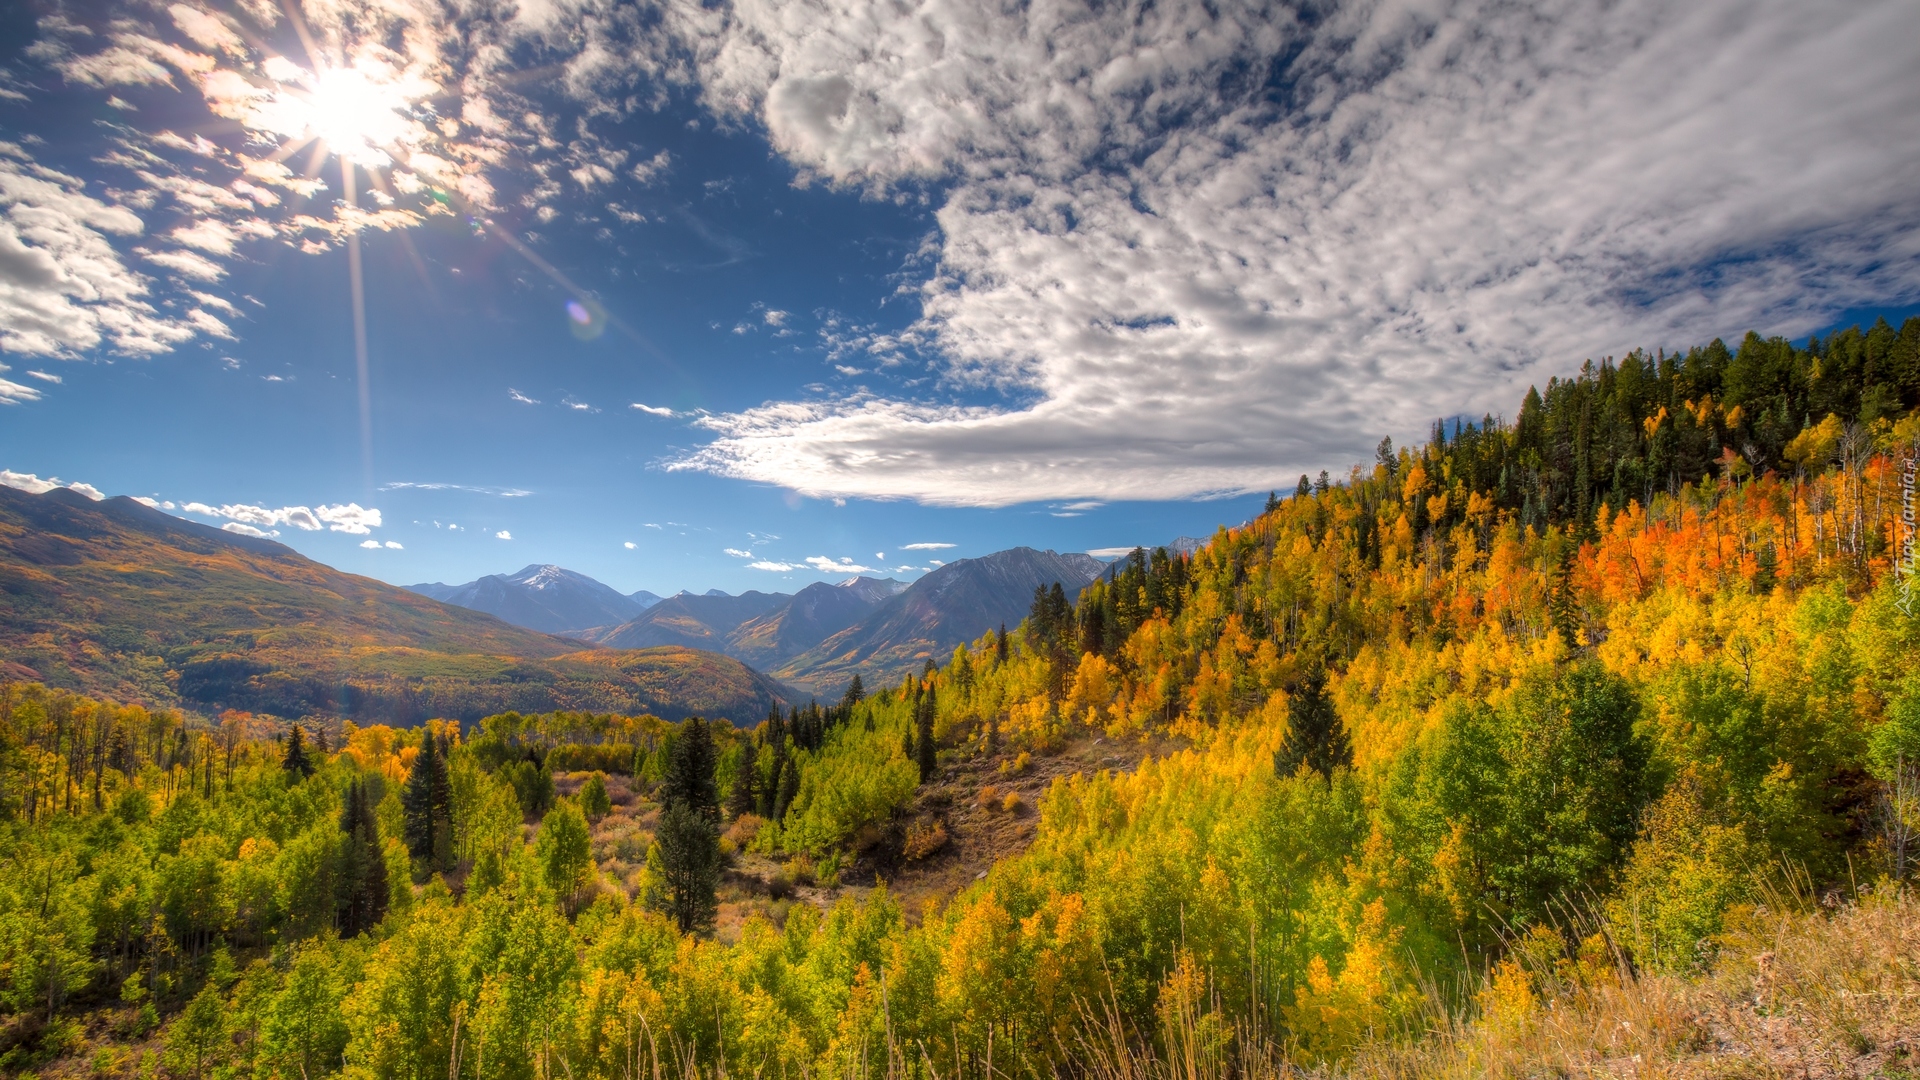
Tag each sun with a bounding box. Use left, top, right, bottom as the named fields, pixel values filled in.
left=233, top=56, right=436, bottom=172
left=301, top=67, right=415, bottom=168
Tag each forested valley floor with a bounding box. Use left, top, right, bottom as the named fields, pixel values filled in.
left=4, top=321, right=1920, bottom=1078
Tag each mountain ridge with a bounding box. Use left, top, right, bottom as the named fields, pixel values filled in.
left=772, top=547, right=1104, bottom=692
left=0, top=486, right=789, bottom=723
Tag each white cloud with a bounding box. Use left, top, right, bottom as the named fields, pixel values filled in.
left=631, top=403, right=676, bottom=417
left=222, top=521, right=276, bottom=538
left=662, top=0, right=1920, bottom=505
left=359, top=539, right=381, bottom=548
left=1087, top=546, right=1144, bottom=558
left=900, top=542, right=955, bottom=550
left=624, top=541, right=637, bottom=549
left=0, top=148, right=200, bottom=359
left=381, top=481, right=532, bottom=497
left=141, top=248, right=225, bottom=281
left=875, top=552, right=885, bottom=560
left=496, top=530, right=512, bottom=540
left=170, top=219, right=237, bottom=255
left=0, top=366, right=42, bottom=404
left=315, top=503, right=381, bottom=534
left=723, top=547, right=754, bottom=558
left=132, top=496, right=158, bottom=507
left=763, top=309, right=789, bottom=326
left=805, top=555, right=879, bottom=574
left=1060, top=501, right=1103, bottom=511
left=25, top=370, right=61, bottom=383
left=509, top=389, right=540, bottom=405
left=0, top=469, right=106, bottom=498
left=1, top=469, right=59, bottom=494
left=385, top=540, right=403, bottom=549
left=748, top=560, right=797, bottom=571
left=928, top=559, right=944, bottom=566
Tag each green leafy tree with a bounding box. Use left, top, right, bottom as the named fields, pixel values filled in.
left=535, top=798, right=593, bottom=907
left=256, top=940, right=349, bottom=1079
left=1274, top=666, right=1352, bottom=780
left=165, top=983, right=229, bottom=1078
left=578, top=772, right=612, bottom=822
left=653, top=802, right=718, bottom=935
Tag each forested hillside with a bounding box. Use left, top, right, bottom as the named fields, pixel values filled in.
left=2, top=321, right=1919, bottom=1078
left=0, top=489, right=789, bottom=723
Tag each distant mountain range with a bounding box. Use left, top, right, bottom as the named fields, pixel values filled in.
left=769, top=548, right=1104, bottom=692
left=0, top=486, right=788, bottom=724
left=417, top=549, right=1105, bottom=694
left=407, top=564, right=661, bottom=634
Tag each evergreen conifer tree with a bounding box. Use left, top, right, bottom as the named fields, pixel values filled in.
left=661, top=717, right=718, bottom=822
left=772, top=757, right=800, bottom=820
left=841, top=674, right=865, bottom=710
left=915, top=686, right=937, bottom=783
left=654, top=802, right=719, bottom=934
left=1274, top=666, right=1352, bottom=780
left=1295, top=474, right=1313, bottom=499
left=725, top=744, right=758, bottom=821
left=401, top=730, right=452, bottom=867
left=281, top=724, right=314, bottom=780
left=337, top=778, right=389, bottom=937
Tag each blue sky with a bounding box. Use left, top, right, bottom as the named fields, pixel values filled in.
left=1, top=0, right=1916, bottom=596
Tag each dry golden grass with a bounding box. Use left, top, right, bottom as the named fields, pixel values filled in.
left=1037, top=886, right=1920, bottom=1080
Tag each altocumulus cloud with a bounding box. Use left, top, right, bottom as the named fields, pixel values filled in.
left=21, top=0, right=1920, bottom=506
left=657, top=0, right=1920, bottom=505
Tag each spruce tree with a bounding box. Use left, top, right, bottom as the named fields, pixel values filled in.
left=281, top=724, right=314, bottom=780
left=773, top=757, right=800, bottom=821
left=1295, top=474, right=1313, bottom=499
left=995, top=623, right=1009, bottom=664
left=337, top=778, right=389, bottom=937
left=841, top=674, right=865, bottom=710
left=1274, top=667, right=1352, bottom=780
left=654, top=802, right=719, bottom=934
left=725, top=743, right=758, bottom=821
left=402, top=730, right=452, bottom=867
left=662, top=717, right=718, bottom=822
left=915, top=686, right=937, bottom=783
left=656, top=716, right=723, bottom=934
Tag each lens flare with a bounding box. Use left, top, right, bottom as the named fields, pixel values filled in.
left=567, top=298, right=606, bottom=340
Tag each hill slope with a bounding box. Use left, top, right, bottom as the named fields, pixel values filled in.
left=772, top=547, right=1103, bottom=691
left=405, top=563, right=646, bottom=633
left=725, top=577, right=907, bottom=670
left=590, top=590, right=793, bottom=652
left=0, top=486, right=787, bottom=723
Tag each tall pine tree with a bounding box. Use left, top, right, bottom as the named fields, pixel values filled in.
left=915, top=686, right=937, bottom=783
left=1274, top=666, right=1352, bottom=780
left=401, top=729, right=452, bottom=868
left=281, top=724, right=314, bottom=780
left=662, top=717, right=719, bottom=821
left=656, top=716, right=721, bottom=935
left=337, top=778, right=389, bottom=937
left=724, top=741, right=758, bottom=821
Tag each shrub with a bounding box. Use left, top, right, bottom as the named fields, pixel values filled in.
left=1002, top=792, right=1024, bottom=814
left=902, top=818, right=949, bottom=861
